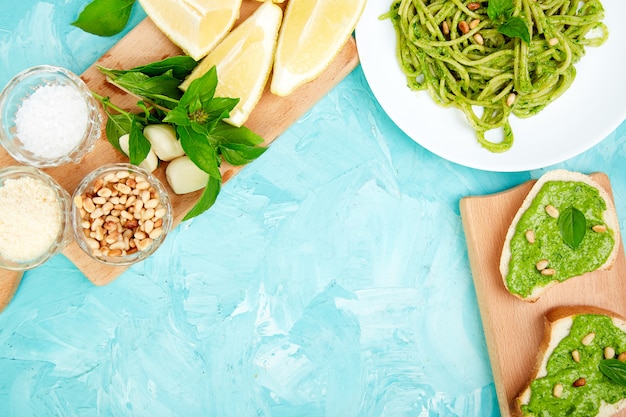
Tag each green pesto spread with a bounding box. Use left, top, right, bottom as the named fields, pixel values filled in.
left=521, top=314, right=626, bottom=417
left=506, top=180, right=615, bottom=298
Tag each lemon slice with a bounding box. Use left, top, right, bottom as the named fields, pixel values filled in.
left=137, top=0, right=242, bottom=60
left=270, top=0, right=366, bottom=96
left=180, top=2, right=282, bottom=127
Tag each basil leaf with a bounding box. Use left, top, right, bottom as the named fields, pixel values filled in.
left=183, top=176, right=221, bottom=221
left=600, top=359, right=626, bottom=386
left=220, top=143, right=266, bottom=166
left=72, top=0, right=136, bottom=37
left=105, top=113, right=132, bottom=152
left=212, top=122, right=264, bottom=146
left=487, top=0, right=513, bottom=21
left=128, top=118, right=151, bottom=165
left=177, top=126, right=221, bottom=179
left=110, top=71, right=183, bottom=108
left=498, top=16, right=531, bottom=44
left=558, top=206, right=587, bottom=249
left=203, top=97, right=239, bottom=122
left=180, top=66, right=218, bottom=108
left=162, top=106, right=191, bottom=126
left=98, top=56, right=197, bottom=80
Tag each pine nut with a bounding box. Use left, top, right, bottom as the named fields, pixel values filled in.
left=573, top=378, right=586, bottom=387
left=116, top=183, right=132, bottom=194
left=582, top=332, right=595, bottom=346
left=74, top=195, right=83, bottom=210
left=553, top=383, right=563, bottom=398
left=548, top=37, right=559, bottom=46
left=149, top=228, right=163, bottom=240
left=473, top=33, right=484, bottom=45
left=525, top=230, right=535, bottom=244
left=545, top=205, right=559, bottom=218
left=144, top=219, right=154, bottom=234
left=572, top=350, right=580, bottom=363
left=154, top=208, right=167, bottom=219
left=137, top=238, right=153, bottom=252
left=506, top=92, right=516, bottom=107
left=97, top=187, right=112, bottom=198
left=136, top=180, right=150, bottom=190
left=459, top=21, right=470, bottom=34
left=469, top=19, right=480, bottom=29
left=541, top=268, right=556, bottom=276
left=442, top=21, right=450, bottom=35
left=536, top=259, right=549, bottom=271
left=467, top=2, right=481, bottom=10
left=144, top=198, right=158, bottom=209
left=83, top=198, right=95, bottom=213
left=618, top=352, right=626, bottom=361
left=605, top=347, right=616, bottom=359
left=115, top=170, right=130, bottom=179
left=85, top=238, right=100, bottom=250
left=592, top=224, right=607, bottom=233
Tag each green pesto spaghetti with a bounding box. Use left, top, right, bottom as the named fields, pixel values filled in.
left=384, top=0, right=608, bottom=152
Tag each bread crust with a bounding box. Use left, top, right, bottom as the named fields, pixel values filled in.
left=500, top=170, right=621, bottom=302
left=513, top=306, right=626, bottom=417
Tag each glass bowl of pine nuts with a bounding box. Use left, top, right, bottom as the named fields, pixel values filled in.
left=70, top=163, right=172, bottom=265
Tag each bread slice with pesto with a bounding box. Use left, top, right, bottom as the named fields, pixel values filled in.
left=515, top=306, right=626, bottom=417
left=500, top=170, right=621, bottom=302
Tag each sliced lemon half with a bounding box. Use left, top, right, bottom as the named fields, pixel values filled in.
left=137, top=0, right=242, bottom=60
left=270, top=0, right=366, bottom=97
left=180, top=1, right=283, bottom=127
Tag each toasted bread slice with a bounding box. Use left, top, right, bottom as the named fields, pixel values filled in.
left=515, top=306, right=626, bottom=417
left=500, top=170, right=621, bottom=302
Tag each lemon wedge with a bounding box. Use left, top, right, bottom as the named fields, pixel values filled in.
left=137, top=0, right=242, bottom=60
left=270, top=0, right=366, bottom=96
left=180, top=1, right=282, bottom=127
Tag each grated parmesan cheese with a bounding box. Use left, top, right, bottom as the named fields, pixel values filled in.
left=15, top=84, right=89, bottom=159
left=0, top=176, right=62, bottom=262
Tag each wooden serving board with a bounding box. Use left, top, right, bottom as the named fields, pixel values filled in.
left=0, top=0, right=359, bottom=293
left=460, top=173, right=626, bottom=417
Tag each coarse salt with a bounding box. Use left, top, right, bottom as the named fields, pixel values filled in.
left=0, top=176, right=62, bottom=262
left=15, top=84, right=89, bottom=159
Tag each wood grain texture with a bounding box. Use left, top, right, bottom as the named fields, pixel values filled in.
left=0, top=0, right=359, bottom=289
left=0, top=270, right=23, bottom=313
left=460, top=173, right=626, bottom=417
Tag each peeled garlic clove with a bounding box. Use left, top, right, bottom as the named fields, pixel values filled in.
left=143, top=124, right=185, bottom=161
left=166, top=155, right=209, bottom=194
left=118, top=133, right=159, bottom=173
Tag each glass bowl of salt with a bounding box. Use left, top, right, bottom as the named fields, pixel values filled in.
left=0, top=166, right=72, bottom=270
left=0, top=65, right=102, bottom=167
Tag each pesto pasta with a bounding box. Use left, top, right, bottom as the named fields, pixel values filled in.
left=384, top=0, right=608, bottom=152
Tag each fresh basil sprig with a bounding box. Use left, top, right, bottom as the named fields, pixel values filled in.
left=98, top=56, right=198, bottom=110
left=558, top=206, right=587, bottom=249
left=72, top=0, right=137, bottom=37
left=600, top=359, right=626, bottom=386
left=93, top=58, right=266, bottom=220
left=487, top=0, right=530, bottom=44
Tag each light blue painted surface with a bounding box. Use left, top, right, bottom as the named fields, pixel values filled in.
left=0, top=1, right=624, bottom=416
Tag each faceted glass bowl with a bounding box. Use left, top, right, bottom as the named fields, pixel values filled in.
left=0, top=65, right=102, bottom=168
left=71, top=163, right=173, bottom=266
left=0, top=166, right=71, bottom=270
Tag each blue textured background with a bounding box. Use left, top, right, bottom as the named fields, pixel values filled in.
left=0, top=1, right=624, bottom=416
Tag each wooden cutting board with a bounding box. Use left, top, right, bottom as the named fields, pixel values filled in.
left=460, top=173, right=626, bottom=417
left=0, top=0, right=359, bottom=295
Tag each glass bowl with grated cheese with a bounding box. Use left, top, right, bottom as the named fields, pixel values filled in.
left=0, top=65, right=102, bottom=167
left=0, top=166, right=72, bottom=270
left=71, top=163, right=173, bottom=266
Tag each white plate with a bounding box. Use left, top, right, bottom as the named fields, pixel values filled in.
left=356, top=0, right=626, bottom=172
